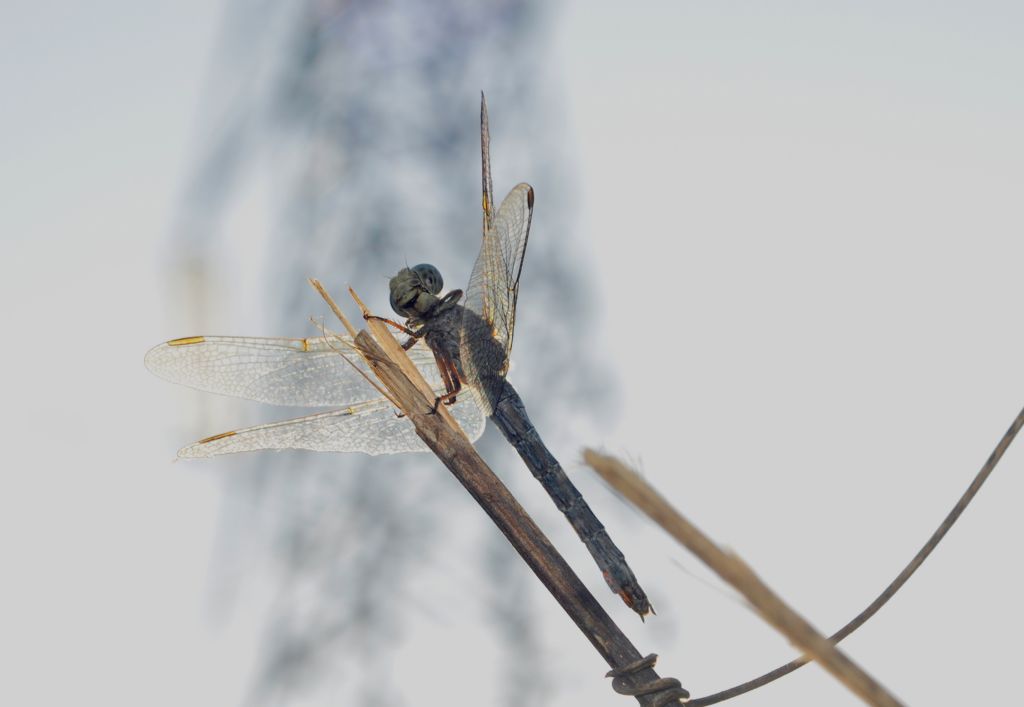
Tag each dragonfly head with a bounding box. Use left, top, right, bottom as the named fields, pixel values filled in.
left=389, top=263, right=445, bottom=319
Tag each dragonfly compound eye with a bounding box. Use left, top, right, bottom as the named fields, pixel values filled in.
left=389, top=288, right=410, bottom=317
left=411, top=263, right=444, bottom=295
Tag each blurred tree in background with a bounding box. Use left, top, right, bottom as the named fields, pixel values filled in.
left=164, top=1, right=609, bottom=704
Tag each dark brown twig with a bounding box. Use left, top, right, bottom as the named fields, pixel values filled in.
left=684, top=402, right=1024, bottom=705
left=338, top=295, right=687, bottom=705
left=584, top=451, right=903, bottom=707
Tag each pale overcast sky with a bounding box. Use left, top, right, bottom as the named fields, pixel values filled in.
left=2, top=2, right=1021, bottom=706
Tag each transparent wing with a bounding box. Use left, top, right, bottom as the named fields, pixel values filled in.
left=145, top=333, right=444, bottom=407
left=178, top=389, right=487, bottom=458
left=464, top=182, right=534, bottom=359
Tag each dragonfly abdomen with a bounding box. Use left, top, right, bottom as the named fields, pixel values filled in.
left=489, top=381, right=652, bottom=618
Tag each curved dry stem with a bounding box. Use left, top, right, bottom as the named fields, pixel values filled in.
left=688, top=402, right=1024, bottom=706
left=584, top=451, right=903, bottom=706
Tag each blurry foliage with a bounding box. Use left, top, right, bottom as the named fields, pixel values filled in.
left=168, top=1, right=610, bottom=704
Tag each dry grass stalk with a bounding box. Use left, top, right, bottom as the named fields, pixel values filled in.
left=583, top=450, right=904, bottom=707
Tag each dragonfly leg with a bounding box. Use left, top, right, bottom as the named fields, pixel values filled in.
left=431, top=352, right=462, bottom=413
left=365, top=314, right=419, bottom=339
left=432, top=387, right=460, bottom=409
left=433, top=388, right=460, bottom=413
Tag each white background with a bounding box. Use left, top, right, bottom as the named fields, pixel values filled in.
left=2, top=2, right=1022, bottom=705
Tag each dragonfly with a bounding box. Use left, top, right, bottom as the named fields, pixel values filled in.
left=145, top=95, right=651, bottom=618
